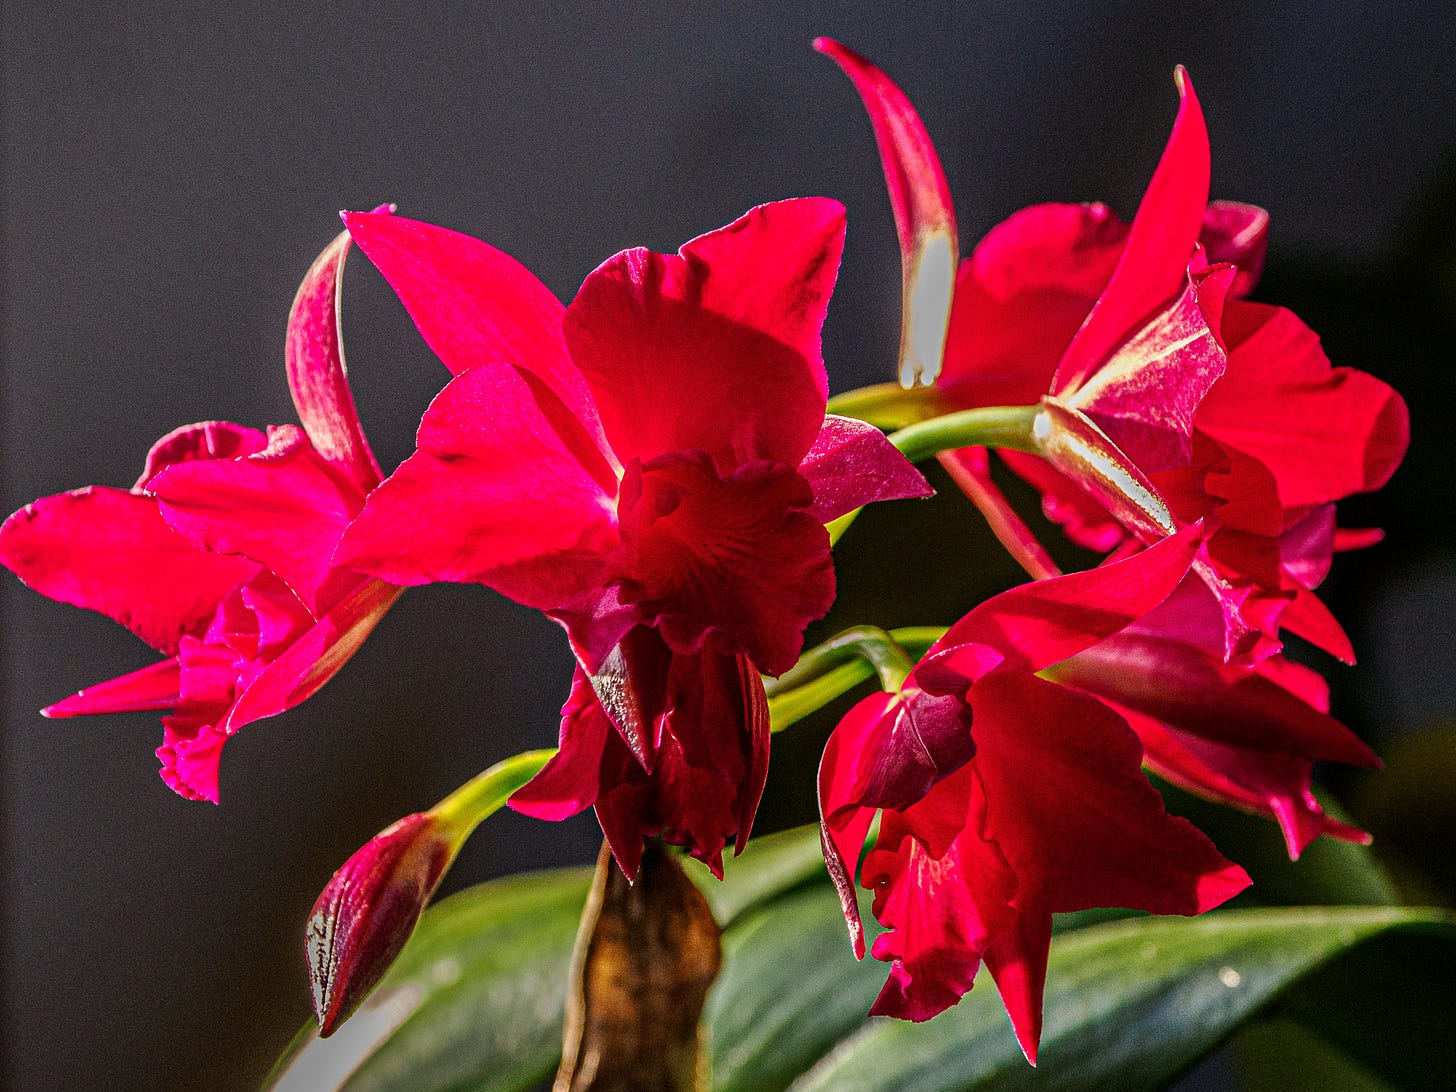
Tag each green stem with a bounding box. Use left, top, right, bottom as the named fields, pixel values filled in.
left=766, top=625, right=949, bottom=733
left=888, top=404, right=1042, bottom=463
left=432, top=748, right=556, bottom=851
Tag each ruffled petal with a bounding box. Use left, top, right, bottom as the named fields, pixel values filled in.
left=564, top=199, right=844, bottom=472
left=797, top=415, right=932, bottom=524
left=150, top=425, right=366, bottom=613
left=286, top=226, right=384, bottom=494
left=341, top=210, right=611, bottom=460
left=335, top=362, right=617, bottom=608
left=0, top=486, right=258, bottom=655
left=616, top=451, right=833, bottom=677
left=223, top=576, right=403, bottom=735
left=814, top=38, right=958, bottom=387
left=1055, top=68, right=1211, bottom=394
left=1200, top=202, right=1269, bottom=298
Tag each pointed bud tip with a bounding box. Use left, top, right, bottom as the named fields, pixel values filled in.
left=306, top=812, right=453, bottom=1037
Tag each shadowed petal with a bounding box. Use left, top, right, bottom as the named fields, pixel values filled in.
left=134, top=421, right=269, bottom=489
left=1200, top=201, right=1269, bottom=297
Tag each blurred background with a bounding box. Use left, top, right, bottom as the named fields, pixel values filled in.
left=4, top=3, right=1454, bottom=1089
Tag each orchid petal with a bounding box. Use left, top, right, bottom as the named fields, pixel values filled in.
left=797, top=415, right=932, bottom=524
left=931, top=524, right=1201, bottom=674
left=43, top=657, right=182, bottom=718
left=564, top=198, right=844, bottom=472
left=940, top=203, right=1126, bottom=403
left=1055, top=634, right=1378, bottom=766
left=150, top=425, right=365, bottom=613
left=342, top=210, right=612, bottom=463
left=286, top=226, right=384, bottom=494
left=815, top=38, right=958, bottom=387
left=1198, top=301, right=1410, bottom=508
left=616, top=451, right=833, bottom=677
left=1055, top=68, right=1211, bottom=394
left=1064, top=264, right=1234, bottom=472
left=1200, top=201, right=1269, bottom=297
left=334, top=362, right=617, bottom=608
left=818, top=690, right=901, bottom=957
left=223, top=576, right=402, bottom=735
left=0, top=486, right=258, bottom=655
left=134, top=421, right=268, bottom=489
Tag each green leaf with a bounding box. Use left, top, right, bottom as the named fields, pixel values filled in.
left=788, top=907, right=1455, bottom=1092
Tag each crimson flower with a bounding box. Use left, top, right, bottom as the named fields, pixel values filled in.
left=0, top=229, right=400, bottom=802
left=821, top=39, right=1408, bottom=666
left=819, top=526, right=1250, bottom=1061
left=333, top=199, right=930, bottom=878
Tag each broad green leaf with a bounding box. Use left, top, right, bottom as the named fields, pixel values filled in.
left=691, top=822, right=830, bottom=924
left=789, top=906, right=1455, bottom=1092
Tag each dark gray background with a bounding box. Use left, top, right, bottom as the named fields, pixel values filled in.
left=5, top=3, right=1455, bottom=1089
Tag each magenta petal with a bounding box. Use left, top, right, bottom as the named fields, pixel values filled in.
left=616, top=451, right=833, bottom=677
left=1056, top=634, right=1378, bottom=767
left=341, top=210, right=611, bottom=460
left=223, top=577, right=402, bottom=735
left=1064, top=264, right=1234, bottom=473
left=511, top=669, right=623, bottom=822
left=335, top=362, right=617, bottom=608
left=1200, top=201, right=1269, bottom=298
left=286, top=226, right=384, bottom=494
left=43, top=657, right=182, bottom=718
left=940, top=203, right=1127, bottom=402
left=815, top=38, right=958, bottom=387
left=933, top=525, right=1201, bottom=673
left=135, top=421, right=269, bottom=489
left=151, top=425, right=366, bottom=612
left=0, top=486, right=258, bottom=655
left=817, top=691, right=900, bottom=956
left=1055, top=68, right=1211, bottom=394
left=1197, top=301, right=1411, bottom=508
left=797, top=415, right=932, bottom=523
left=564, top=199, right=844, bottom=472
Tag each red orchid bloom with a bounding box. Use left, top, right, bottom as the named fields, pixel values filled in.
left=820, top=39, right=1408, bottom=666
left=819, top=526, right=1251, bottom=1062
left=333, top=199, right=931, bottom=878
left=0, top=229, right=400, bottom=802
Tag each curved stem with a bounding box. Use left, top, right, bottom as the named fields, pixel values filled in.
left=825, top=381, right=947, bottom=430
left=432, top=748, right=557, bottom=850
left=889, top=404, right=1042, bottom=463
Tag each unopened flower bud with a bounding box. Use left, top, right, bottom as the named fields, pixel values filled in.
left=306, top=812, right=452, bottom=1037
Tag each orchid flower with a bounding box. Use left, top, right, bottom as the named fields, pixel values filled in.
left=332, top=199, right=931, bottom=878
left=0, top=227, right=400, bottom=802
left=820, top=39, right=1408, bottom=666
left=818, top=526, right=1251, bottom=1062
